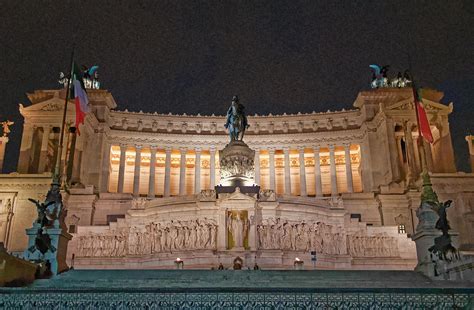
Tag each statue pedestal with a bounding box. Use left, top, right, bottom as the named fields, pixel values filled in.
left=23, top=223, right=72, bottom=275
left=0, top=136, right=9, bottom=173
left=412, top=201, right=440, bottom=277
left=218, top=141, right=255, bottom=187
left=412, top=228, right=442, bottom=277
left=216, top=140, right=260, bottom=197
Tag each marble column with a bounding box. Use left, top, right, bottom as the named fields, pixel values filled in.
left=148, top=147, right=157, bottom=198
left=194, top=148, right=201, bottom=194
left=413, top=135, right=421, bottom=172
left=329, top=144, right=338, bottom=196
left=210, top=146, right=216, bottom=188
left=164, top=147, right=172, bottom=197
left=386, top=119, right=401, bottom=181
left=0, top=137, right=9, bottom=173
left=396, top=135, right=406, bottom=178
left=18, top=124, right=34, bottom=173
left=298, top=147, right=307, bottom=196
left=283, top=147, right=291, bottom=195
left=117, top=144, right=127, bottom=193
left=437, top=121, right=457, bottom=172
left=344, top=143, right=353, bottom=193
left=313, top=146, right=323, bottom=197
left=466, top=136, right=474, bottom=172
left=268, top=148, right=276, bottom=191
left=133, top=145, right=142, bottom=197
left=404, top=122, right=418, bottom=177
left=423, top=140, right=434, bottom=172
left=254, top=147, right=261, bottom=185
left=99, top=140, right=111, bottom=193
left=179, top=148, right=187, bottom=196
left=38, top=126, right=51, bottom=173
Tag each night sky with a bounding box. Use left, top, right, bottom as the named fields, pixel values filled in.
left=0, top=1, right=473, bottom=173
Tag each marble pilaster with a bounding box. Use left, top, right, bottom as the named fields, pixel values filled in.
left=268, top=148, right=276, bottom=191
left=210, top=146, right=216, bottom=188
left=194, top=148, right=201, bottom=194
left=133, top=145, right=142, bottom=197
left=313, top=146, right=322, bottom=197
left=148, top=147, right=157, bottom=198
left=298, top=147, right=307, bottom=196
left=164, top=147, right=172, bottom=197
left=283, top=147, right=291, bottom=195
left=17, top=124, right=34, bottom=173
left=344, top=143, right=353, bottom=193
left=179, top=148, right=187, bottom=196
left=254, top=147, right=260, bottom=185
left=329, top=145, right=337, bottom=196
left=117, top=144, right=127, bottom=193
left=38, top=126, right=51, bottom=173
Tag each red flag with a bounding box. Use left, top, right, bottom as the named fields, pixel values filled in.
left=70, top=63, right=89, bottom=135
left=413, top=87, right=434, bottom=143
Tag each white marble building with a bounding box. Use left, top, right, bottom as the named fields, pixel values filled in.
left=0, top=86, right=473, bottom=269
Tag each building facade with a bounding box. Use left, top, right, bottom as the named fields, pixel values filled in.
left=0, top=86, right=473, bottom=269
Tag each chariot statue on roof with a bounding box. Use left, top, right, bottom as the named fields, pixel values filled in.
left=224, top=95, right=249, bottom=142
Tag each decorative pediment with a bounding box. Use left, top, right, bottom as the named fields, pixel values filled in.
left=385, top=98, right=453, bottom=114
left=223, top=187, right=256, bottom=202
left=20, top=97, right=75, bottom=117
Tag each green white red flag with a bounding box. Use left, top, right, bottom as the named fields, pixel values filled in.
left=413, top=87, right=434, bottom=143
left=70, top=63, right=89, bottom=134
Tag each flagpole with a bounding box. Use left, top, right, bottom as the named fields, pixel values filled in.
left=411, top=81, right=428, bottom=175
left=53, top=47, right=75, bottom=185
left=406, top=53, right=428, bottom=176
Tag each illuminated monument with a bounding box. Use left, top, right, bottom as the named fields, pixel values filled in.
left=1, top=67, right=473, bottom=307
left=0, top=69, right=474, bottom=274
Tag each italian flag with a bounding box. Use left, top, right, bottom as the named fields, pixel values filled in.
left=71, top=63, right=89, bottom=135
left=413, top=87, right=434, bottom=143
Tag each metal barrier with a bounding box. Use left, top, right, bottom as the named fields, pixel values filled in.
left=1, top=287, right=473, bottom=309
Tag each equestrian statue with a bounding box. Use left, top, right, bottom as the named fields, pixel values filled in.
left=224, top=95, right=249, bottom=142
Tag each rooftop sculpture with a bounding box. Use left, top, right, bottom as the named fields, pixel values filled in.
left=59, top=65, right=100, bottom=90
left=1, top=120, right=14, bottom=137
left=369, top=64, right=412, bottom=89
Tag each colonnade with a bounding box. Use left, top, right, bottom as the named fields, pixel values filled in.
left=258, top=144, right=355, bottom=197
left=109, top=143, right=360, bottom=198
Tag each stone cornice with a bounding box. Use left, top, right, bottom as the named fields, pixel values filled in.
left=109, top=109, right=363, bottom=136
left=106, top=128, right=366, bottom=150
left=0, top=174, right=51, bottom=190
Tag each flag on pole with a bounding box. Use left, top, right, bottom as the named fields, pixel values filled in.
left=413, top=87, right=434, bottom=143
left=70, top=62, right=89, bottom=135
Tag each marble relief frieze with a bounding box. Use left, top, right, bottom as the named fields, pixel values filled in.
left=75, top=218, right=218, bottom=257
left=73, top=214, right=401, bottom=260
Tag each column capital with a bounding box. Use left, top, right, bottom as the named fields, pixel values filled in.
left=343, top=142, right=351, bottom=149
left=134, top=145, right=143, bottom=151
left=298, top=146, right=305, bottom=153
left=180, top=147, right=188, bottom=154
left=282, top=147, right=290, bottom=153
left=149, top=146, right=158, bottom=153
left=165, top=146, right=172, bottom=154
left=268, top=148, right=276, bottom=154
left=119, top=143, right=128, bottom=150
left=209, top=145, right=216, bottom=153
left=313, top=145, right=321, bottom=152
left=328, top=144, right=335, bottom=151
left=195, top=147, right=202, bottom=154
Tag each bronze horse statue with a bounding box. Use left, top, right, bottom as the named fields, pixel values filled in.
left=224, top=95, right=249, bottom=142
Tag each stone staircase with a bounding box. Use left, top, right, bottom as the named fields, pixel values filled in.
left=1, top=270, right=473, bottom=308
